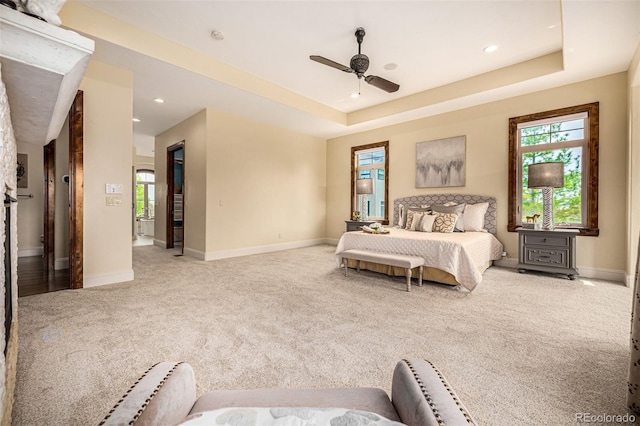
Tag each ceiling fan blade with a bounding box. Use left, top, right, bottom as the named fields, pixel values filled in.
left=310, top=55, right=354, bottom=73
left=365, top=75, right=400, bottom=93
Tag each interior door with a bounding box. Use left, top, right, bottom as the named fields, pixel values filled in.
left=43, top=140, right=55, bottom=274
left=166, top=142, right=184, bottom=254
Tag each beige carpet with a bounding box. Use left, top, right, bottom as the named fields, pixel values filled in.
left=12, top=244, right=632, bottom=425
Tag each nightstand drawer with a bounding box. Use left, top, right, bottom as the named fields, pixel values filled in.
left=523, top=247, right=569, bottom=268
left=523, top=234, right=571, bottom=247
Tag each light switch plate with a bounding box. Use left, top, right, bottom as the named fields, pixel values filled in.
left=106, top=184, right=123, bottom=194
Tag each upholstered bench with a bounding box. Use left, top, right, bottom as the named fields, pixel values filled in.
left=339, top=249, right=424, bottom=292
left=99, top=359, right=477, bottom=425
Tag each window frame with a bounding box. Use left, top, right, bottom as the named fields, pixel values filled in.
left=508, top=102, right=599, bottom=236
left=351, top=141, right=389, bottom=225
left=136, top=169, right=155, bottom=220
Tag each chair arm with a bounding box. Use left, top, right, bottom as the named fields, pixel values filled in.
left=391, top=359, right=477, bottom=426
left=99, top=361, right=196, bottom=426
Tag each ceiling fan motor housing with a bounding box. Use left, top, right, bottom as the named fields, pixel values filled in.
left=350, top=54, right=370, bottom=77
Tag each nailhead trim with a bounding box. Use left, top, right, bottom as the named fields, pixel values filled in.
left=402, top=359, right=476, bottom=425
left=98, top=362, right=185, bottom=425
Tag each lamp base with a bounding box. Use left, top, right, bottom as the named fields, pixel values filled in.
left=541, top=187, right=554, bottom=230
left=361, top=194, right=368, bottom=221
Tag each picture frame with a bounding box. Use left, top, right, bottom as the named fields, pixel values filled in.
left=17, top=153, right=28, bottom=188
left=415, top=136, right=466, bottom=188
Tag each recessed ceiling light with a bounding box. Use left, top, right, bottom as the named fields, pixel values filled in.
left=153, top=98, right=165, bottom=103
left=384, top=63, right=397, bottom=71
left=483, top=45, right=498, bottom=53
left=350, top=92, right=360, bottom=99
left=211, top=30, right=225, bottom=41
left=547, top=24, right=558, bottom=29
left=132, top=118, right=141, bottom=122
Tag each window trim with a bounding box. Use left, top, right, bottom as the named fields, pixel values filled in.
left=351, top=141, right=389, bottom=225
left=508, top=102, right=599, bottom=236
left=136, top=168, right=155, bottom=219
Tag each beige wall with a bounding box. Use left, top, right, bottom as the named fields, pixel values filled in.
left=155, top=109, right=207, bottom=253
left=16, top=141, right=43, bottom=255
left=327, top=73, right=628, bottom=275
left=80, top=60, right=134, bottom=286
left=55, top=116, right=69, bottom=265
left=135, top=154, right=154, bottom=171
left=155, top=108, right=326, bottom=259
left=204, top=109, right=326, bottom=255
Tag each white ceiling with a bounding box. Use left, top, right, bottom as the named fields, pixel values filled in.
left=74, top=1, right=640, bottom=156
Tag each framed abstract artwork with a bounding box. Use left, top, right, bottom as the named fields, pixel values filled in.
left=415, top=136, right=466, bottom=188
left=17, top=153, right=28, bottom=188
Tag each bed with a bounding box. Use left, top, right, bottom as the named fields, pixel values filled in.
left=335, top=194, right=504, bottom=291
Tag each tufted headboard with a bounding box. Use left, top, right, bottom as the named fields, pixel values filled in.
left=393, top=194, right=498, bottom=235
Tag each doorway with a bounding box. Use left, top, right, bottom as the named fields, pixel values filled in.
left=166, top=142, right=184, bottom=255
left=17, top=91, right=84, bottom=297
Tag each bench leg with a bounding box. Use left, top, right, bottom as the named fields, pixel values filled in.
left=418, top=265, right=423, bottom=287
left=342, top=257, right=348, bottom=277
left=356, top=260, right=361, bottom=273
left=405, top=268, right=411, bottom=292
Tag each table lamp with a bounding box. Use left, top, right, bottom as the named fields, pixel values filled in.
left=356, top=178, right=374, bottom=221
left=527, top=162, right=564, bottom=230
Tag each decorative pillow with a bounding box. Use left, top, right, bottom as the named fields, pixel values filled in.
left=463, top=202, right=489, bottom=232
left=180, top=407, right=405, bottom=425
left=432, top=212, right=458, bottom=233
left=431, top=203, right=466, bottom=232
left=397, top=204, right=405, bottom=228
left=404, top=207, right=432, bottom=230
left=419, top=214, right=436, bottom=232
left=410, top=212, right=424, bottom=231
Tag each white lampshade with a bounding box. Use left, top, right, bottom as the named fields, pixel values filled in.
left=356, top=178, right=374, bottom=194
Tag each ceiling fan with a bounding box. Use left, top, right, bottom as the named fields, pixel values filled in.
left=310, top=27, right=400, bottom=93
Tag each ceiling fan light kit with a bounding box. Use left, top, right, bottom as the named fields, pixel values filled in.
left=310, top=27, right=400, bottom=94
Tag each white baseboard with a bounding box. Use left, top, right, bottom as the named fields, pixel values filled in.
left=627, top=275, right=635, bottom=288
left=325, top=238, right=339, bottom=246
left=84, top=269, right=134, bottom=288
left=493, top=257, right=517, bottom=268
left=203, top=238, right=328, bottom=261
left=55, top=257, right=69, bottom=270
left=493, top=257, right=626, bottom=284
left=153, top=239, right=165, bottom=248
left=18, top=247, right=42, bottom=257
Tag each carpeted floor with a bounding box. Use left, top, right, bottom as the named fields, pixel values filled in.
left=12, top=244, right=633, bottom=425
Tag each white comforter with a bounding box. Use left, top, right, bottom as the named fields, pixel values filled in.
left=335, top=228, right=503, bottom=291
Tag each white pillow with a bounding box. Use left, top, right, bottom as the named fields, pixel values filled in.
left=419, top=214, right=435, bottom=232
left=463, top=202, right=489, bottom=232
left=397, top=204, right=405, bottom=228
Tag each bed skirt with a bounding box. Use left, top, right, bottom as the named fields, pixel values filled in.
left=345, top=259, right=493, bottom=287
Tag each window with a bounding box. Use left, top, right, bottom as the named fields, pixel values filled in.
left=136, top=170, right=155, bottom=219
left=351, top=141, right=389, bottom=224
left=508, top=102, right=599, bottom=235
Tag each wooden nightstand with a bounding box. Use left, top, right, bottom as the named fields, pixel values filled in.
left=516, top=228, right=579, bottom=280
left=345, top=220, right=375, bottom=232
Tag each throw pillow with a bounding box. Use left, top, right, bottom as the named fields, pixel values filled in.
left=432, top=212, right=458, bottom=233
left=431, top=203, right=466, bottom=232
left=410, top=212, right=424, bottom=231
left=419, top=214, right=436, bottom=232
left=397, top=204, right=405, bottom=228
left=463, top=202, right=489, bottom=232
left=404, top=207, right=432, bottom=230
